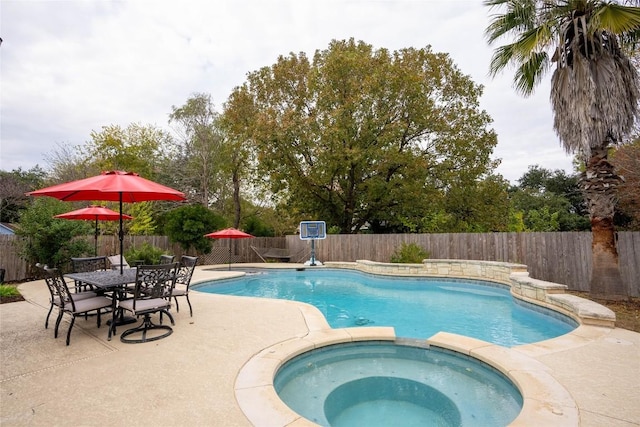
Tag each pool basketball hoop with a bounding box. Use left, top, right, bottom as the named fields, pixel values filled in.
left=299, top=221, right=326, bottom=266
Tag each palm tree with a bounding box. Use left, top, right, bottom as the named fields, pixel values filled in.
left=484, top=0, right=640, bottom=300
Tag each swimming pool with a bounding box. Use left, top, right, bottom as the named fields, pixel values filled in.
left=195, top=269, right=577, bottom=347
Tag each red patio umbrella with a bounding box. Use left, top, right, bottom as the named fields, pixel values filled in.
left=28, top=171, right=186, bottom=273
left=205, top=227, right=254, bottom=270
left=55, top=205, right=133, bottom=256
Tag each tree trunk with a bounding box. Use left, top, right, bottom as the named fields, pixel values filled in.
left=232, top=169, right=241, bottom=229
left=582, top=142, right=628, bottom=301
left=590, top=217, right=627, bottom=300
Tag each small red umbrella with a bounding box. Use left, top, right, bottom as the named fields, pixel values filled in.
left=28, top=171, right=185, bottom=273
left=55, top=205, right=133, bottom=255
left=205, top=228, right=254, bottom=270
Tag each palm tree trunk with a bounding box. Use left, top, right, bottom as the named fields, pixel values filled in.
left=581, top=141, right=627, bottom=301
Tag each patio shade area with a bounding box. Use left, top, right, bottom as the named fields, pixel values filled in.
left=1, top=265, right=639, bottom=426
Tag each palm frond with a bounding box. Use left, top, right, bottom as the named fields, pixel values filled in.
left=489, top=23, right=553, bottom=82
left=594, top=4, right=640, bottom=34
left=485, top=13, right=521, bottom=43
left=514, top=23, right=555, bottom=56
left=488, top=44, right=517, bottom=76
left=485, top=0, right=538, bottom=43
left=514, top=51, right=550, bottom=95
left=552, top=50, right=640, bottom=158
left=483, top=0, right=509, bottom=6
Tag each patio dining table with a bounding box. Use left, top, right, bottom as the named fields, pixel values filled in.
left=65, top=269, right=138, bottom=340
left=66, top=269, right=137, bottom=289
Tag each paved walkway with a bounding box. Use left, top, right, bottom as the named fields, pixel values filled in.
left=1, top=265, right=639, bottom=426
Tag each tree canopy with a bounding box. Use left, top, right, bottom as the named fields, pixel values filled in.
left=169, top=93, right=228, bottom=208
left=509, top=165, right=590, bottom=231
left=163, top=204, right=226, bottom=253
left=0, top=167, right=47, bottom=223
left=224, top=38, right=499, bottom=233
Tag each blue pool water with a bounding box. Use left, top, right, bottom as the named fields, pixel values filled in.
left=275, top=342, right=523, bottom=426
left=195, top=269, right=577, bottom=347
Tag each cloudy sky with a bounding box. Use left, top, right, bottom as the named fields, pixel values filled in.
left=1, top=0, right=575, bottom=182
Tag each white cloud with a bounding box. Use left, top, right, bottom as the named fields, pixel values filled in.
left=0, top=0, right=575, bottom=181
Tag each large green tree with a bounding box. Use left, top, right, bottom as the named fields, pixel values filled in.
left=510, top=166, right=590, bottom=231
left=169, top=94, right=229, bottom=210
left=222, top=88, right=262, bottom=229
left=44, top=123, right=174, bottom=186
left=0, top=166, right=47, bottom=223
left=224, top=39, right=499, bottom=233
left=82, top=123, right=173, bottom=180
left=485, top=0, right=640, bottom=300
left=43, top=123, right=177, bottom=236
left=440, top=174, right=511, bottom=232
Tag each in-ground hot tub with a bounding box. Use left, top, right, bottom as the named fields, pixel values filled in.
left=274, top=341, right=523, bottom=427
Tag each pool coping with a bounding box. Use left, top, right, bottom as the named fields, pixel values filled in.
left=234, top=317, right=599, bottom=426
left=224, top=260, right=620, bottom=427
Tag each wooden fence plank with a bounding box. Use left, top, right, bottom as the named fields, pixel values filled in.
left=0, top=235, right=28, bottom=283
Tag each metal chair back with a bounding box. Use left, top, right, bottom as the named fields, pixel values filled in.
left=43, top=267, right=76, bottom=312
left=132, top=263, right=179, bottom=310
left=176, top=256, right=198, bottom=287
left=71, top=256, right=108, bottom=273
left=159, top=255, right=175, bottom=264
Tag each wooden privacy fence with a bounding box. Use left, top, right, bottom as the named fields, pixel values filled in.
left=286, top=232, right=640, bottom=297
left=0, top=236, right=27, bottom=283
left=2, top=232, right=638, bottom=296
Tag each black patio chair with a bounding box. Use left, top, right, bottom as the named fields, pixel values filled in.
left=40, top=263, right=97, bottom=330
left=158, top=254, right=175, bottom=264
left=116, top=262, right=179, bottom=343
left=71, top=256, right=108, bottom=292
left=172, top=256, right=198, bottom=317
left=44, top=267, right=112, bottom=345
left=107, top=255, right=131, bottom=270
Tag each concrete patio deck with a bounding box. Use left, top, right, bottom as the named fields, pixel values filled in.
left=1, top=265, right=639, bottom=426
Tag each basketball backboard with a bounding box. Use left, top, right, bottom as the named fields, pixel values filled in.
left=299, top=221, right=326, bottom=240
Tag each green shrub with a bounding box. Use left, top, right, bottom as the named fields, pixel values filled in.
left=16, top=197, right=93, bottom=269
left=390, top=242, right=430, bottom=264
left=327, top=225, right=341, bottom=234
left=242, top=215, right=275, bottom=237
left=125, top=243, right=167, bottom=265
left=0, top=285, right=21, bottom=298
left=163, top=204, right=226, bottom=254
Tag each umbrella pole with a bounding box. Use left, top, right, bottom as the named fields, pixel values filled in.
left=228, top=240, right=232, bottom=270
left=119, top=194, right=124, bottom=274
left=95, top=217, right=99, bottom=256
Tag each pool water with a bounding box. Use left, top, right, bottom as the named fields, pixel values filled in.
left=274, top=341, right=523, bottom=427
left=195, top=269, right=577, bottom=347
